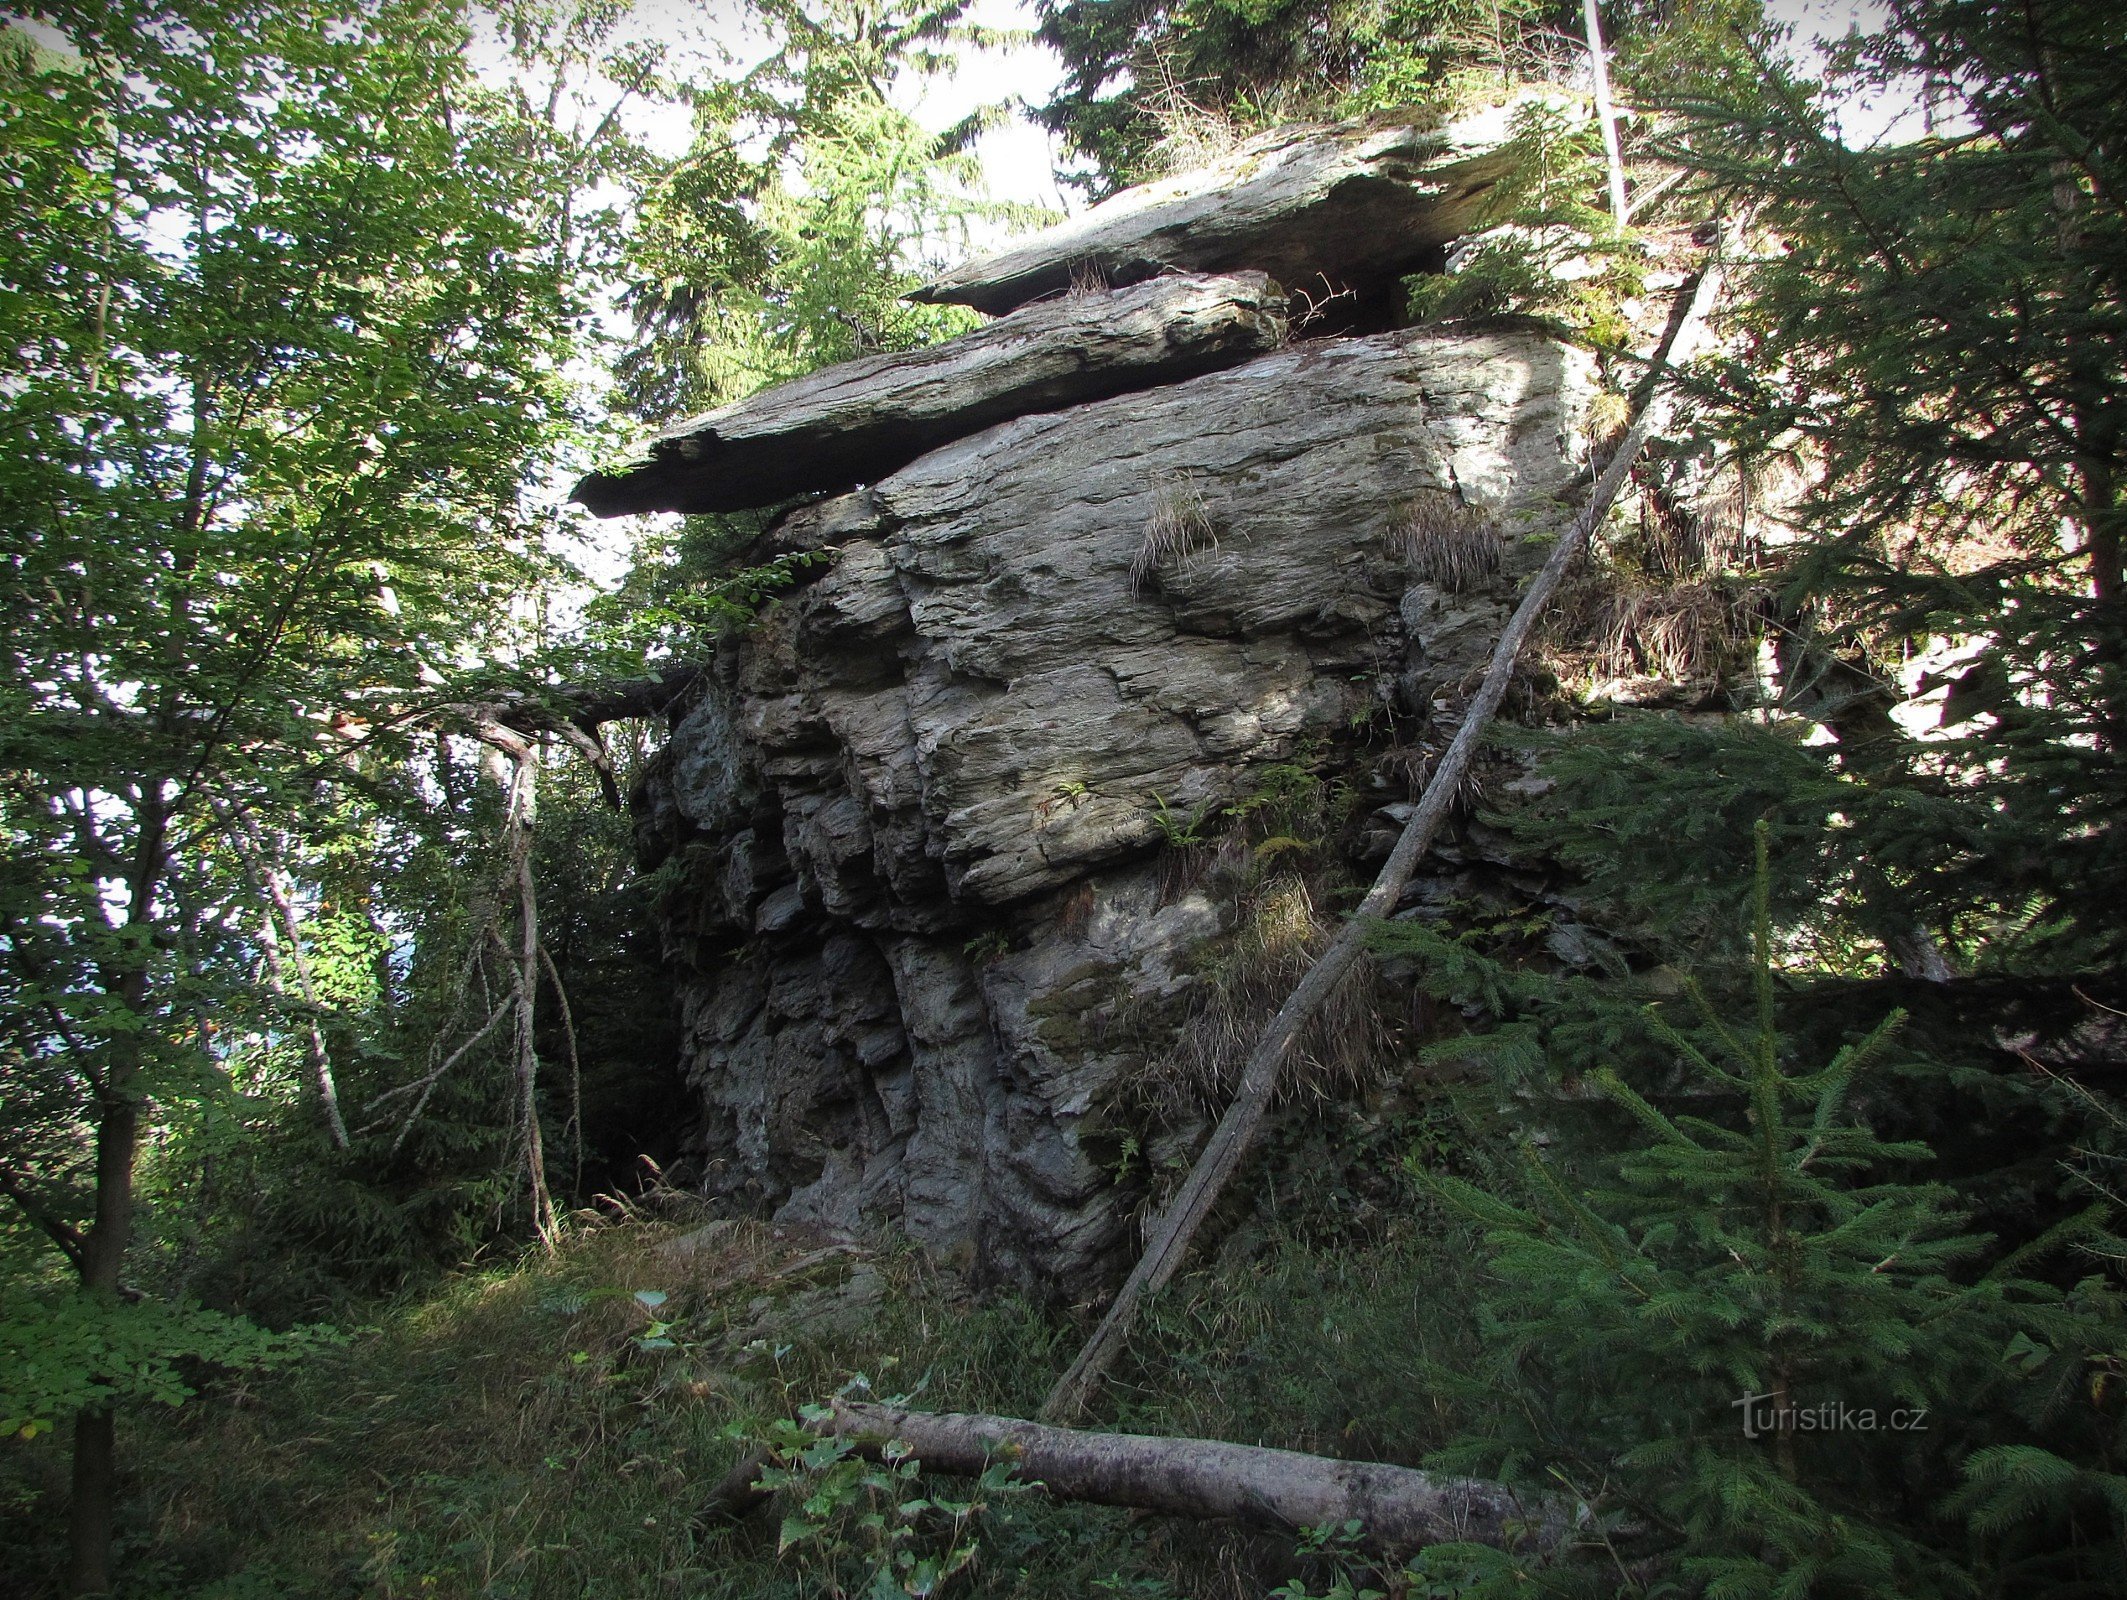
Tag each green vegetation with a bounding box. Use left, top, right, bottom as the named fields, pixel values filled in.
left=0, top=0, right=1009, bottom=1588
left=0, top=0, right=612, bottom=1585
left=1391, top=830, right=2125, bottom=1595
left=1034, top=0, right=1560, bottom=189
left=0, top=1200, right=1494, bottom=1597
left=3, top=0, right=2124, bottom=1595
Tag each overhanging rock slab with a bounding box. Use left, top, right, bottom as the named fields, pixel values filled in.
left=646, top=323, right=1596, bottom=1290
left=573, top=271, right=1287, bottom=518
left=910, top=104, right=1539, bottom=317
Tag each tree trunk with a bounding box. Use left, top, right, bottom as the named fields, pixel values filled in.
left=65, top=1086, right=134, bottom=1594
left=67, top=799, right=166, bottom=1596
left=504, top=745, right=558, bottom=1245
left=218, top=802, right=350, bottom=1147
left=1042, top=258, right=1729, bottom=1424
left=709, top=1401, right=1578, bottom=1558
left=66, top=1409, right=118, bottom=1596
left=1583, top=0, right=1630, bottom=228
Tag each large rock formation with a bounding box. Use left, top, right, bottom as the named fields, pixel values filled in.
left=910, top=105, right=1532, bottom=316
left=594, top=116, right=1604, bottom=1294
left=575, top=272, right=1288, bottom=517
left=629, top=331, right=1592, bottom=1288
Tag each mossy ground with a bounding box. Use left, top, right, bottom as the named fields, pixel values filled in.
left=0, top=1129, right=1491, bottom=1600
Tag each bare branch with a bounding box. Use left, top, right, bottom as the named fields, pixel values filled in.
left=538, top=943, right=586, bottom=1192
left=0, top=1164, right=86, bottom=1270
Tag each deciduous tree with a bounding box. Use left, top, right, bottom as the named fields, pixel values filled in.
left=0, top=2, right=599, bottom=1586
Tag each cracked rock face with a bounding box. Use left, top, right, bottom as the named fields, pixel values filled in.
left=637, top=324, right=1593, bottom=1295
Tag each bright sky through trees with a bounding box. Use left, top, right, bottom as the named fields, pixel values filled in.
left=457, top=0, right=1073, bottom=584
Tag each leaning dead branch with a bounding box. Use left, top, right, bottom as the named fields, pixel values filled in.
left=539, top=944, right=586, bottom=1191
left=1042, top=249, right=1732, bottom=1424
left=360, top=714, right=578, bottom=1243
left=479, top=723, right=560, bottom=1246
left=706, top=1400, right=1582, bottom=1559
left=368, top=990, right=518, bottom=1151
left=213, top=798, right=350, bottom=1149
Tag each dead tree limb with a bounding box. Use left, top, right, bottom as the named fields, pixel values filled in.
left=370, top=990, right=517, bottom=1151
left=315, top=663, right=706, bottom=810
left=482, top=661, right=706, bottom=810
left=1583, top=0, right=1630, bottom=228
left=538, top=944, right=587, bottom=1191
left=706, top=1401, right=1579, bottom=1558
left=492, top=736, right=560, bottom=1248
left=0, top=1163, right=87, bottom=1271
left=1042, top=255, right=1730, bottom=1424
left=214, top=799, right=350, bottom=1149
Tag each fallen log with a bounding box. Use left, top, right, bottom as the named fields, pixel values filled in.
left=705, top=1400, right=1580, bottom=1558
left=1041, top=250, right=1732, bottom=1424
left=573, top=272, right=1286, bottom=517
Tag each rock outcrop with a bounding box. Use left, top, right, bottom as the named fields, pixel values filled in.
left=574, top=272, right=1287, bottom=517
left=592, top=115, right=1606, bottom=1296
left=630, top=327, right=1592, bottom=1290
left=911, top=106, right=1530, bottom=316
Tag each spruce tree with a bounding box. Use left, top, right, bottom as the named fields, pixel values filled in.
left=1406, top=826, right=2124, bottom=1596
left=1652, top=0, right=2127, bottom=971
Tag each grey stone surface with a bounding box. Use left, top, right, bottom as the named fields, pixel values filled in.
left=666, top=677, right=752, bottom=836
left=573, top=272, right=1287, bottom=516
left=912, top=106, right=1535, bottom=316
left=650, top=323, right=1594, bottom=1295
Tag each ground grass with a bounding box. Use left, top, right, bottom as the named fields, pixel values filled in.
left=0, top=1155, right=1493, bottom=1600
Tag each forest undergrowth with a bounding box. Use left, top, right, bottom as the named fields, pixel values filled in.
left=0, top=1138, right=1495, bottom=1600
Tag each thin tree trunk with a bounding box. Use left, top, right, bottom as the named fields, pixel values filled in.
left=1583, top=0, right=1630, bottom=229
left=506, top=749, right=558, bottom=1246
left=67, top=797, right=169, bottom=1596
left=255, top=910, right=349, bottom=1146
left=708, top=1401, right=1578, bottom=1557
left=538, top=944, right=586, bottom=1191
left=218, top=803, right=350, bottom=1148
left=1042, top=258, right=1729, bottom=1424
left=66, top=1409, right=118, bottom=1597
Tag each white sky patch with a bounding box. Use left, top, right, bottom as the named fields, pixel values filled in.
left=462, top=0, right=1072, bottom=594
left=465, top=0, right=1072, bottom=216
left=1763, top=0, right=1937, bottom=147
left=896, top=0, right=1077, bottom=227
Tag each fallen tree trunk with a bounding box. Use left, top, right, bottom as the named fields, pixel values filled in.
left=1041, top=253, right=1731, bottom=1424
left=707, top=1400, right=1579, bottom=1557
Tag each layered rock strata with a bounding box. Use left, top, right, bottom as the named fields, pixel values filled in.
left=575, top=272, right=1287, bottom=517
left=580, top=112, right=1615, bottom=1294
left=630, top=326, right=1593, bottom=1290
left=910, top=106, right=1531, bottom=316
